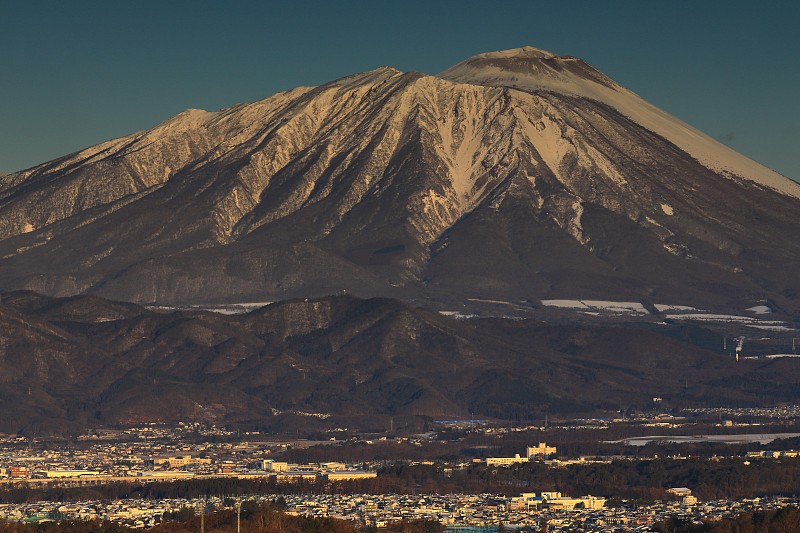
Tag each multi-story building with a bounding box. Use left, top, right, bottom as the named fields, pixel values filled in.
left=486, top=454, right=528, bottom=467
left=527, top=442, right=557, bottom=459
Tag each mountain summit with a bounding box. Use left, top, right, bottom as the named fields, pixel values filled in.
left=0, top=48, right=798, bottom=312
left=471, top=45, right=559, bottom=59
left=442, top=47, right=799, bottom=197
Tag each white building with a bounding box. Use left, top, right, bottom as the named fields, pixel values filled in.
left=36, top=470, right=100, bottom=479
left=527, top=442, right=557, bottom=459
left=510, top=491, right=606, bottom=511
left=325, top=470, right=377, bottom=481
left=486, top=454, right=528, bottom=466
left=262, top=460, right=290, bottom=472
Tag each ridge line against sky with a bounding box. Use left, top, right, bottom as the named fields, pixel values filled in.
left=0, top=0, right=798, bottom=181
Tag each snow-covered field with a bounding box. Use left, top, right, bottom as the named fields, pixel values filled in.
left=541, top=299, right=649, bottom=314
left=664, top=313, right=763, bottom=322
left=610, top=433, right=800, bottom=446
left=664, top=313, right=789, bottom=327
left=749, top=325, right=795, bottom=332
left=439, top=310, right=478, bottom=320
left=147, top=302, right=272, bottom=315
left=654, top=304, right=702, bottom=312
left=539, top=298, right=795, bottom=331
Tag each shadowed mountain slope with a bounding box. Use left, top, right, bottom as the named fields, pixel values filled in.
left=0, top=291, right=797, bottom=434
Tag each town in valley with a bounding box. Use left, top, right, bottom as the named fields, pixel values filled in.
left=3, top=408, right=800, bottom=531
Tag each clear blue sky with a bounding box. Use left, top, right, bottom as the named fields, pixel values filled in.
left=1, top=0, right=798, bottom=181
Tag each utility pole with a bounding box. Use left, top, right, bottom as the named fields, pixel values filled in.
left=237, top=499, right=241, bottom=533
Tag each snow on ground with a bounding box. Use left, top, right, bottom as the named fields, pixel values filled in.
left=204, top=303, right=273, bottom=315
left=537, top=298, right=795, bottom=331
left=582, top=300, right=649, bottom=314
left=746, top=305, right=773, bottom=315
left=610, top=433, right=800, bottom=446
left=665, top=314, right=786, bottom=325
left=665, top=313, right=766, bottom=322
left=467, top=298, right=518, bottom=306
left=541, top=300, right=590, bottom=309
left=654, top=304, right=702, bottom=312
left=765, top=354, right=800, bottom=359
left=439, top=311, right=478, bottom=319
left=749, top=325, right=795, bottom=332
left=664, top=313, right=793, bottom=331
left=541, top=299, right=648, bottom=314
left=147, top=302, right=272, bottom=315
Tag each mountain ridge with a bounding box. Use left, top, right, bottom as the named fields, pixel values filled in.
left=0, top=290, right=797, bottom=434
left=0, top=47, right=798, bottom=313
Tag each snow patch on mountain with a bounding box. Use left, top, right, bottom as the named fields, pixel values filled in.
left=542, top=299, right=649, bottom=314
left=654, top=304, right=702, bottom=312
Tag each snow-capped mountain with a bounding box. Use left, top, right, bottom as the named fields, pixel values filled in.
left=441, top=47, right=799, bottom=197
left=1, top=47, right=798, bottom=311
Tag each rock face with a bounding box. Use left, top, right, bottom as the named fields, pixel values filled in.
left=1, top=291, right=797, bottom=433
left=1, top=47, right=799, bottom=312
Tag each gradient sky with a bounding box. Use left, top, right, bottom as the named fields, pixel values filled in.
left=1, top=1, right=798, bottom=181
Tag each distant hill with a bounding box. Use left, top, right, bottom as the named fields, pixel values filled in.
left=1, top=291, right=797, bottom=434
